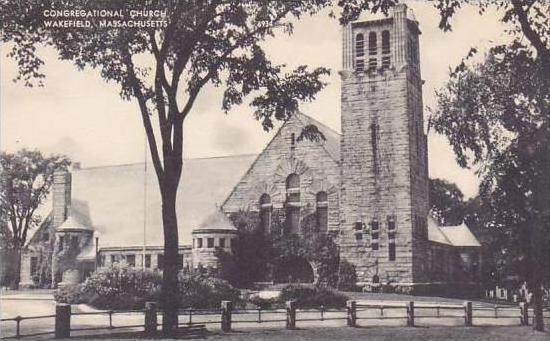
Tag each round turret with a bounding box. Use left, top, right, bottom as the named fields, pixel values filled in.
left=191, top=210, right=238, bottom=271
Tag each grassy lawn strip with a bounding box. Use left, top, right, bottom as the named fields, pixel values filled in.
left=74, top=326, right=549, bottom=340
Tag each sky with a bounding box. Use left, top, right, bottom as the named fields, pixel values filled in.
left=0, top=1, right=509, bottom=199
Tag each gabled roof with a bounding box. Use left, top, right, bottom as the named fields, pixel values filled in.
left=65, top=154, right=255, bottom=248
left=439, top=224, right=482, bottom=247
left=221, top=112, right=341, bottom=211
left=427, top=216, right=452, bottom=245
left=427, top=215, right=481, bottom=247
left=294, top=112, right=341, bottom=163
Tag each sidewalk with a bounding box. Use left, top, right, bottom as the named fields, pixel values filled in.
left=0, top=289, right=54, bottom=301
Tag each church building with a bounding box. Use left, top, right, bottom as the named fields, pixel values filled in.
left=20, top=4, right=481, bottom=295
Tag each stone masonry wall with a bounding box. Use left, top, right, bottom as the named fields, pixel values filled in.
left=222, top=114, right=341, bottom=234
left=339, top=6, right=430, bottom=289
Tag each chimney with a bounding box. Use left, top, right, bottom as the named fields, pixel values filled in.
left=52, top=169, right=72, bottom=228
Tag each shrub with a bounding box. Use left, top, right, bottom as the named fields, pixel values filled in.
left=54, top=283, right=87, bottom=304
left=177, top=273, right=242, bottom=309
left=279, top=284, right=348, bottom=308
left=81, top=263, right=162, bottom=310
left=337, top=260, right=359, bottom=291
left=248, top=295, right=279, bottom=309
left=87, top=293, right=149, bottom=310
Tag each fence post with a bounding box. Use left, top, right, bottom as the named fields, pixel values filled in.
left=346, top=300, right=357, bottom=327
left=55, top=304, right=71, bottom=338
left=464, top=301, right=473, bottom=326
left=144, top=301, right=157, bottom=336
left=221, top=300, right=233, bottom=332
left=520, top=302, right=529, bottom=326
left=15, top=316, right=21, bottom=338
left=406, top=301, right=415, bottom=327
left=286, top=300, right=296, bottom=330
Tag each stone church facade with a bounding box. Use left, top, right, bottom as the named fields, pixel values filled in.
left=20, top=4, right=481, bottom=294
left=222, top=4, right=480, bottom=294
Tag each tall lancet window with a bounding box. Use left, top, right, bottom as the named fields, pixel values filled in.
left=381, top=30, right=391, bottom=69
left=285, top=173, right=300, bottom=234
left=259, top=193, right=272, bottom=234
left=355, top=33, right=365, bottom=71
left=368, top=32, right=377, bottom=70
left=370, top=123, right=380, bottom=174
left=316, top=191, right=328, bottom=232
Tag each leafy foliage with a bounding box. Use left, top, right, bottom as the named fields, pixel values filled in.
left=337, top=259, right=359, bottom=292
left=0, top=149, right=70, bottom=288
left=429, top=178, right=466, bottom=226
left=220, top=209, right=345, bottom=288
left=279, top=284, right=348, bottom=308
left=56, top=265, right=242, bottom=310
left=80, top=263, right=162, bottom=309
left=247, top=295, right=279, bottom=309
left=428, top=0, right=549, bottom=331
left=177, top=272, right=242, bottom=309
left=53, top=283, right=88, bottom=305
left=0, top=150, right=70, bottom=249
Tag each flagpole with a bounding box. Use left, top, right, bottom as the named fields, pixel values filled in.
left=143, top=135, right=147, bottom=270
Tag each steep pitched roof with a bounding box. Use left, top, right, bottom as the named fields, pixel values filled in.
left=427, top=216, right=452, bottom=245
left=57, top=200, right=93, bottom=232
left=440, top=224, right=481, bottom=247
left=57, top=214, right=93, bottom=232
left=427, top=216, right=481, bottom=247
left=295, top=112, right=341, bottom=163
left=67, top=154, right=256, bottom=248
left=221, top=112, right=341, bottom=211
left=194, top=210, right=238, bottom=232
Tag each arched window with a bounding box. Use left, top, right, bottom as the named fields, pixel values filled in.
left=285, top=174, right=300, bottom=234
left=367, top=32, right=378, bottom=71
left=381, top=30, right=391, bottom=69
left=316, top=191, right=328, bottom=232
left=381, top=30, right=390, bottom=54
left=355, top=33, right=365, bottom=71
left=259, top=193, right=272, bottom=234
left=368, top=32, right=377, bottom=55
left=370, top=123, right=379, bottom=174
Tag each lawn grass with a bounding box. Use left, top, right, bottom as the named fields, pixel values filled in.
left=76, top=326, right=549, bottom=340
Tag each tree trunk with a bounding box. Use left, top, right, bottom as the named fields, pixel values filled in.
left=160, top=185, right=180, bottom=336
left=10, top=247, right=22, bottom=290
left=532, top=276, right=545, bottom=331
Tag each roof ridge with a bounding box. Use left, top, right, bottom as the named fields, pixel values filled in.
left=296, top=111, right=341, bottom=136
left=75, top=154, right=258, bottom=170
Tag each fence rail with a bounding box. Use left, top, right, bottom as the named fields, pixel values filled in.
left=1, top=301, right=549, bottom=339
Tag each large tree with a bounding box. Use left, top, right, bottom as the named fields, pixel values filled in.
left=428, top=0, right=549, bottom=330
left=0, top=150, right=70, bottom=289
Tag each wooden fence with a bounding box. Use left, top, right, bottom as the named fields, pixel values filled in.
left=1, top=301, right=549, bottom=339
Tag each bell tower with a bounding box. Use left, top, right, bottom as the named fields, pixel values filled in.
left=338, top=4, right=429, bottom=291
